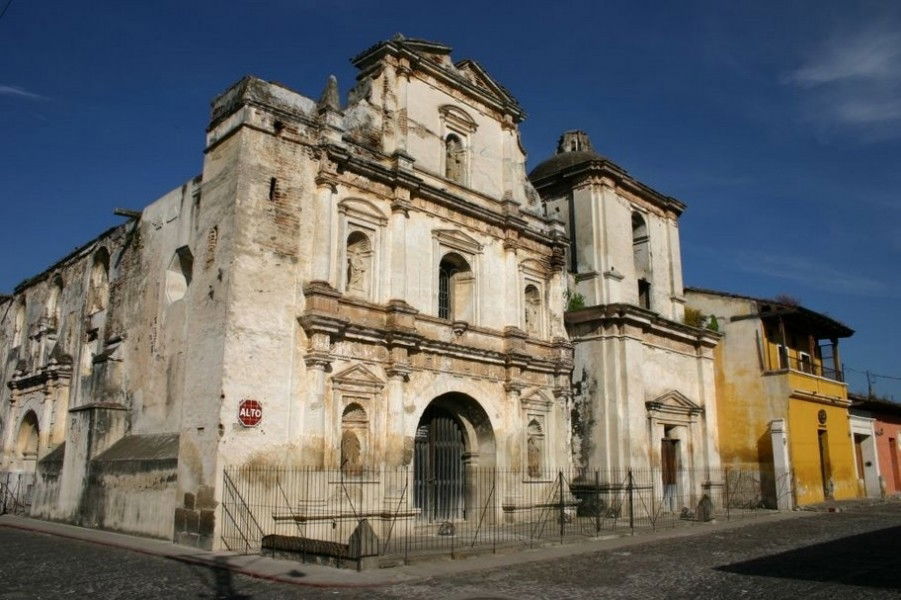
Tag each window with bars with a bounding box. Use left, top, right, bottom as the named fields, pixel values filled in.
left=438, top=263, right=452, bottom=319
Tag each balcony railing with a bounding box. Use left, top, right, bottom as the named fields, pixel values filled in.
left=769, top=354, right=844, bottom=383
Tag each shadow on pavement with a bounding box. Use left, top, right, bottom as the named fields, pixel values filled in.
left=185, top=555, right=253, bottom=599
left=716, top=525, right=901, bottom=590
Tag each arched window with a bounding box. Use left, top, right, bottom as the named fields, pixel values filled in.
left=17, top=411, right=40, bottom=465
left=12, top=298, right=26, bottom=347
left=438, top=253, right=473, bottom=321
left=632, top=213, right=651, bottom=310
left=88, top=248, right=110, bottom=314
left=47, top=276, right=63, bottom=328
left=524, top=284, right=542, bottom=337
left=345, top=231, right=372, bottom=297
left=340, top=403, right=368, bottom=474
left=445, top=134, right=465, bottom=184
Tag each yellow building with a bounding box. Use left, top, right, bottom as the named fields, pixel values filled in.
left=685, top=288, right=856, bottom=507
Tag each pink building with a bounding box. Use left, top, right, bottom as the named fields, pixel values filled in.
left=850, top=395, right=901, bottom=496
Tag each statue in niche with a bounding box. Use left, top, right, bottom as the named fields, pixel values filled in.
left=445, top=135, right=465, bottom=183
left=340, top=430, right=362, bottom=475
left=524, top=286, right=541, bottom=336
left=527, top=435, right=541, bottom=478
left=345, top=232, right=370, bottom=295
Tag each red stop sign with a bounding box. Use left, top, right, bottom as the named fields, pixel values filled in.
left=238, top=399, right=262, bottom=427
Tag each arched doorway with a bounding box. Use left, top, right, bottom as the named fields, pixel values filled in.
left=413, top=393, right=495, bottom=521
left=17, top=411, right=40, bottom=472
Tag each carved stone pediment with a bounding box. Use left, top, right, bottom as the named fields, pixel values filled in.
left=521, top=388, right=553, bottom=412
left=453, top=59, right=518, bottom=107
left=337, top=197, right=387, bottom=226
left=645, top=390, right=703, bottom=416
left=433, top=229, right=483, bottom=255
left=331, top=364, right=385, bottom=393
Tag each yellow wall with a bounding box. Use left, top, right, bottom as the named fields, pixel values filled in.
left=787, top=371, right=846, bottom=400
left=712, top=323, right=785, bottom=468
left=787, top=398, right=857, bottom=504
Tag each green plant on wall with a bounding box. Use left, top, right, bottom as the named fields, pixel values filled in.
left=565, top=289, right=586, bottom=312
left=706, top=315, right=719, bottom=332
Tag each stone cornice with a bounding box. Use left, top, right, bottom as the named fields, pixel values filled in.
left=8, top=363, right=72, bottom=393
left=298, top=287, right=569, bottom=376
left=323, top=144, right=561, bottom=249
left=565, top=303, right=720, bottom=349
left=531, top=158, right=686, bottom=217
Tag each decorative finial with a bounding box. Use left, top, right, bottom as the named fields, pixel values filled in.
left=556, top=130, right=594, bottom=154
left=317, top=75, right=340, bottom=113
left=392, top=32, right=406, bottom=42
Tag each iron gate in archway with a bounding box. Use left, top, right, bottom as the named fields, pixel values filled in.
left=414, top=406, right=465, bottom=521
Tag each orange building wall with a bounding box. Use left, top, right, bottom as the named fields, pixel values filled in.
left=874, top=415, right=901, bottom=494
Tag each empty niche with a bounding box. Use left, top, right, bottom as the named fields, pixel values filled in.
left=165, top=246, right=194, bottom=304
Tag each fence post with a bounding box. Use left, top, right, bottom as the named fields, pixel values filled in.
left=558, top=470, right=565, bottom=543
left=724, top=468, right=731, bottom=521
left=595, top=470, right=601, bottom=535
left=628, top=470, right=634, bottom=534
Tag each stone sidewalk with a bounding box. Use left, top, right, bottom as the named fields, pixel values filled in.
left=0, top=509, right=815, bottom=589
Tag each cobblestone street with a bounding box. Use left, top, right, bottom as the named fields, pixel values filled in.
left=1, top=502, right=899, bottom=599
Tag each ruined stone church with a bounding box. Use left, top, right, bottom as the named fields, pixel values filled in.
left=0, top=36, right=720, bottom=549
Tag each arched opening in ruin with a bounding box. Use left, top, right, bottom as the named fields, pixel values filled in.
left=632, top=212, right=651, bottom=309
left=17, top=411, right=40, bottom=472
left=413, top=392, right=495, bottom=521
left=89, top=247, right=110, bottom=315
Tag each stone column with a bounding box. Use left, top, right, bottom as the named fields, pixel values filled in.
left=770, top=419, right=793, bottom=510
left=385, top=366, right=409, bottom=467
left=39, top=392, right=54, bottom=455
left=311, top=175, right=337, bottom=285
left=389, top=188, right=410, bottom=302
left=303, top=331, right=333, bottom=468
left=1, top=394, right=21, bottom=466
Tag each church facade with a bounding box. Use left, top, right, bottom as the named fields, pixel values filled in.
left=0, top=37, right=724, bottom=550
left=0, top=37, right=573, bottom=548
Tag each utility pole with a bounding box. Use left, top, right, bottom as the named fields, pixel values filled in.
left=866, top=370, right=874, bottom=397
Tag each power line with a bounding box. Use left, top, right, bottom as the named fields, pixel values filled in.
left=845, top=366, right=901, bottom=382
left=0, top=0, right=13, bottom=23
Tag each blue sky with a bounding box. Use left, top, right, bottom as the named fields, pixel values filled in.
left=2, top=1, right=899, bottom=398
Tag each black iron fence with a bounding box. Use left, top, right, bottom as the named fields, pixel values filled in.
left=220, top=466, right=780, bottom=564
left=0, top=471, right=35, bottom=515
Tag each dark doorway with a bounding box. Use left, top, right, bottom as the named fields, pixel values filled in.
left=818, top=429, right=833, bottom=499
left=414, top=405, right=465, bottom=521
left=854, top=434, right=866, bottom=490
left=890, top=438, right=900, bottom=492
left=661, top=433, right=679, bottom=511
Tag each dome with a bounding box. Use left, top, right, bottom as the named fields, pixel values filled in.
left=529, top=130, right=607, bottom=182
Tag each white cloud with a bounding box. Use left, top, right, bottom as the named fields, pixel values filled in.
left=0, top=85, right=46, bottom=100
left=784, top=26, right=901, bottom=140
left=737, top=253, right=892, bottom=298
left=787, top=31, right=901, bottom=86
